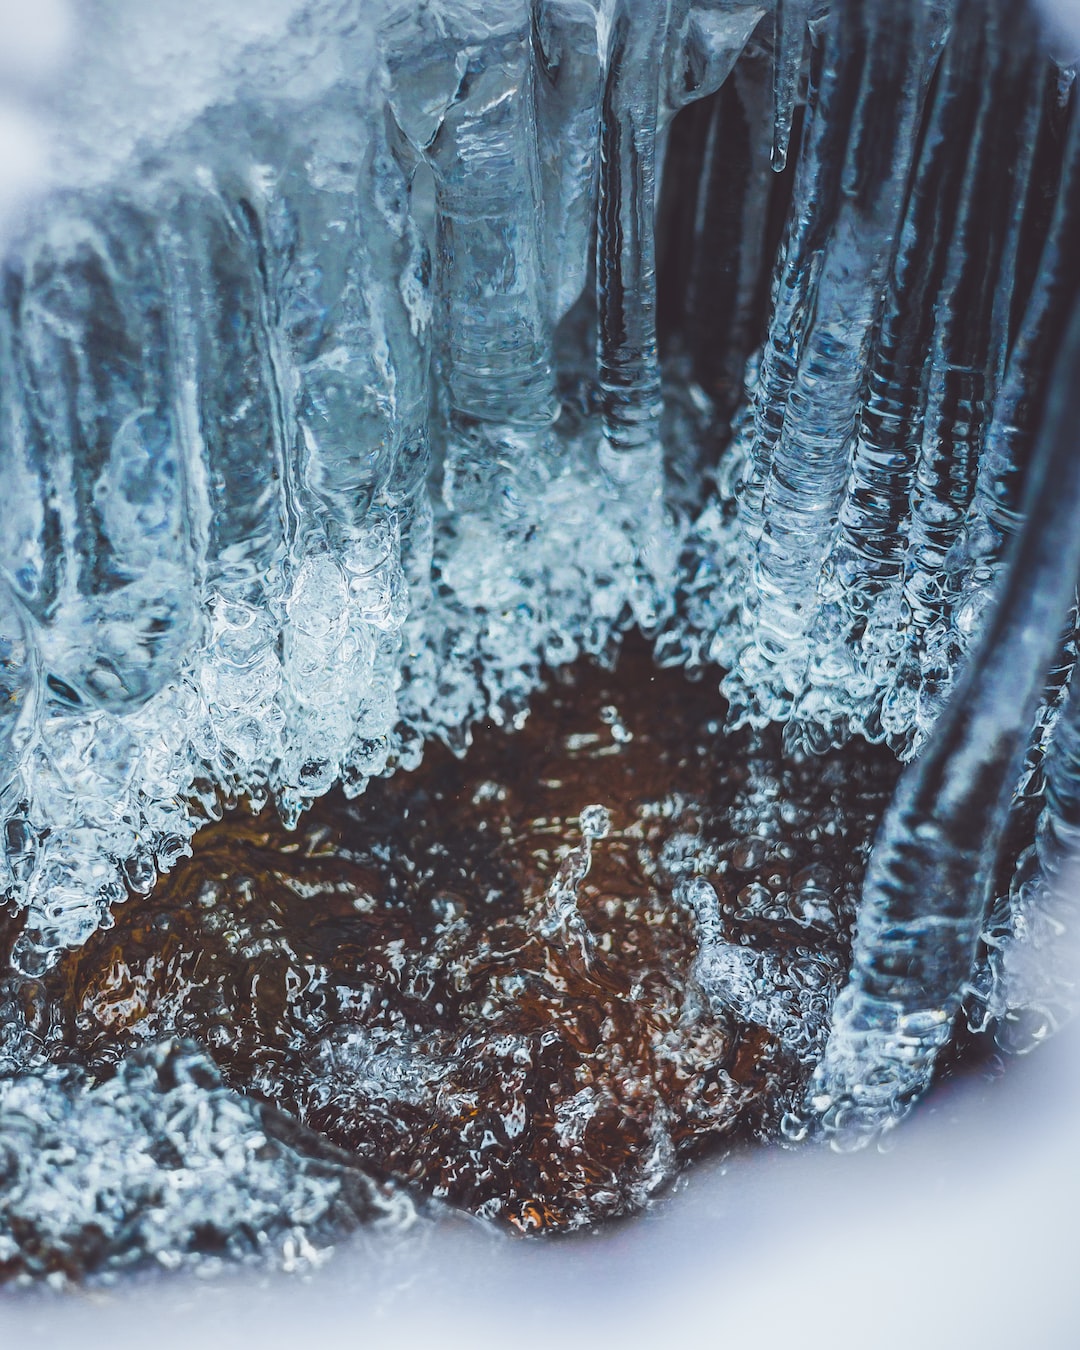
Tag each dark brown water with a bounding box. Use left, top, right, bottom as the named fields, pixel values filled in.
left=6, top=640, right=900, bottom=1232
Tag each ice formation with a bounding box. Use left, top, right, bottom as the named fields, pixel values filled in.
left=4, top=645, right=897, bottom=1254
left=0, top=1040, right=417, bottom=1283
left=0, top=0, right=1079, bottom=1237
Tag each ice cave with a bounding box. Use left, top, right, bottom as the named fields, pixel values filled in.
left=0, top=0, right=1078, bottom=1337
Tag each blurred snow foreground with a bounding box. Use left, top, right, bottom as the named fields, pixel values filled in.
left=0, top=0, right=1079, bottom=1152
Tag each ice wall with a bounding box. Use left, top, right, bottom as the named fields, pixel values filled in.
left=1, top=0, right=1079, bottom=1139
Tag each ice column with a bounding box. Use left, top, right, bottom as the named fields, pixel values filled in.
left=999, top=656, right=1080, bottom=1050
left=0, top=200, right=197, bottom=712
left=947, top=89, right=1080, bottom=676
left=383, top=1, right=558, bottom=516
left=882, top=4, right=1045, bottom=751
left=727, top=0, right=844, bottom=576
left=794, top=3, right=988, bottom=749
left=595, top=0, right=670, bottom=482
left=263, top=87, right=425, bottom=819
left=808, top=299, right=1080, bottom=1137
left=727, top=0, right=931, bottom=728
left=167, top=168, right=291, bottom=802
left=0, top=197, right=200, bottom=955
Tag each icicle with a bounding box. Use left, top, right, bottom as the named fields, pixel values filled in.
left=739, top=1, right=929, bottom=725
left=791, top=4, right=994, bottom=750
left=674, top=8, right=851, bottom=687
left=252, top=85, right=425, bottom=815
left=0, top=580, right=33, bottom=790
left=650, top=38, right=776, bottom=675
left=737, top=3, right=857, bottom=555
left=770, top=0, right=809, bottom=172
left=384, top=3, right=558, bottom=516
left=0, top=314, right=38, bottom=790
left=595, top=0, right=670, bottom=478
left=532, top=0, right=606, bottom=324
left=165, top=173, right=291, bottom=788
left=264, top=88, right=425, bottom=556
left=999, top=61, right=1077, bottom=366
left=0, top=198, right=205, bottom=965
left=169, top=181, right=289, bottom=601
left=947, top=92, right=1080, bottom=668
left=371, top=113, right=435, bottom=680
left=658, top=43, right=775, bottom=422
left=808, top=298, right=1080, bottom=1140
left=0, top=199, right=197, bottom=713
left=998, top=650, right=1080, bottom=1050
left=884, top=6, right=1045, bottom=753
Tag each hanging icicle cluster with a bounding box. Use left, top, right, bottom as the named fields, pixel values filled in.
left=1, top=0, right=1079, bottom=1148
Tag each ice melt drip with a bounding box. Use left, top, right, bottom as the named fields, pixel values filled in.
left=1, top=0, right=1079, bottom=1150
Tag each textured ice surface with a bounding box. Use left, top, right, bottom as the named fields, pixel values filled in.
left=1, top=645, right=897, bottom=1261
left=0, top=0, right=1079, bottom=1239
left=0, top=1039, right=417, bottom=1286
left=0, top=0, right=697, bottom=966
